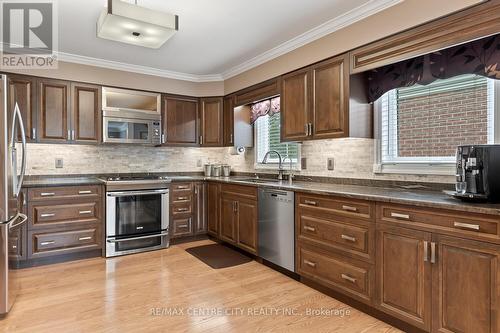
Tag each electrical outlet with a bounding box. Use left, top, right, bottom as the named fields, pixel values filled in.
left=196, top=159, right=202, bottom=167
left=327, top=158, right=335, bottom=171
left=301, top=157, right=307, bottom=169
left=55, top=158, right=64, bottom=169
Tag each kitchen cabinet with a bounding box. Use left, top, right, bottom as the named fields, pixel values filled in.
left=235, top=198, right=258, bottom=254
left=432, top=235, right=500, bottom=333
left=207, top=182, right=220, bottom=237
left=37, top=78, right=71, bottom=143
left=71, top=82, right=101, bottom=144
left=194, top=182, right=207, bottom=235
left=233, top=77, right=281, bottom=107
left=223, top=95, right=234, bottom=146
left=376, top=224, right=432, bottom=331
left=170, top=182, right=207, bottom=239
left=162, top=95, right=199, bottom=146
left=200, top=97, right=223, bottom=147
left=281, top=53, right=349, bottom=142
left=7, top=75, right=37, bottom=142
left=220, top=196, right=237, bottom=244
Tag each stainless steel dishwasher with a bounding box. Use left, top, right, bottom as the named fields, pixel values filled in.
left=258, top=188, right=295, bottom=272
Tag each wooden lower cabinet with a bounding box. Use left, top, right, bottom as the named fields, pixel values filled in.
left=220, top=195, right=237, bottom=244
left=236, top=198, right=258, bottom=254
left=207, top=182, right=220, bottom=236
left=376, top=224, right=432, bottom=331
left=432, top=235, right=500, bottom=333
left=170, top=181, right=206, bottom=239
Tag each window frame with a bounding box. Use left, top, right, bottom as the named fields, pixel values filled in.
left=253, top=113, right=301, bottom=171
left=374, top=77, right=500, bottom=175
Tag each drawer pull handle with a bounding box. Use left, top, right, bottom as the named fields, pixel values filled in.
left=178, top=224, right=189, bottom=228
left=177, top=196, right=188, bottom=200
left=341, top=234, right=356, bottom=242
left=303, top=226, right=316, bottom=232
left=78, top=236, right=92, bottom=241
left=303, top=259, right=316, bottom=268
left=391, top=212, right=410, bottom=220
left=177, top=186, right=189, bottom=190
left=40, top=213, right=55, bottom=218
left=79, top=210, right=92, bottom=215
left=453, top=222, right=480, bottom=231
left=177, top=208, right=189, bottom=212
left=40, top=192, right=55, bottom=197
left=342, top=205, right=358, bottom=212
left=136, top=226, right=144, bottom=230
left=341, top=274, right=357, bottom=284
left=12, top=245, right=17, bottom=249
left=79, top=190, right=93, bottom=195
left=40, top=241, right=55, bottom=246
left=304, top=200, right=317, bottom=206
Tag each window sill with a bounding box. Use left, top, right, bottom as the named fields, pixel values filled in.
left=373, top=163, right=455, bottom=176
left=254, top=163, right=301, bottom=172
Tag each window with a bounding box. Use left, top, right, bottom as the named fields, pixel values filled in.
left=255, top=112, right=300, bottom=168
left=375, top=74, right=500, bottom=175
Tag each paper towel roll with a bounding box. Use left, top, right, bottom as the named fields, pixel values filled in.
left=230, top=146, right=246, bottom=155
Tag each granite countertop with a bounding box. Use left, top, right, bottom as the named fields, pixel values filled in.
left=21, top=174, right=500, bottom=216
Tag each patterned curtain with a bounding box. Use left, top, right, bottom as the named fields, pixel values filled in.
left=366, top=34, right=500, bottom=102
left=250, top=96, right=280, bottom=123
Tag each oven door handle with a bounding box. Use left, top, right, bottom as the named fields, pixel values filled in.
left=107, top=189, right=169, bottom=197
left=107, top=232, right=169, bottom=243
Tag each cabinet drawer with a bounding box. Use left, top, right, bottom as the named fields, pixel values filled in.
left=29, top=227, right=100, bottom=258
left=221, top=183, right=257, bottom=200
left=172, top=193, right=192, bottom=203
left=298, top=214, right=372, bottom=261
left=29, top=185, right=101, bottom=201
left=297, top=193, right=373, bottom=220
left=171, top=183, right=193, bottom=192
left=297, top=244, right=373, bottom=303
left=172, top=217, right=193, bottom=237
left=171, top=202, right=192, bottom=215
left=378, top=204, right=500, bottom=241
left=31, top=202, right=98, bottom=228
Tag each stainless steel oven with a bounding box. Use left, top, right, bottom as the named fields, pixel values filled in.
left=105, top=177, right=170, bottom=257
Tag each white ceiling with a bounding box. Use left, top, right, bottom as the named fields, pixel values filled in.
left=58, top=0, right=403, bottom=81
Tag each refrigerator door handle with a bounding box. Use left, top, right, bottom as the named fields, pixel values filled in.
left=8, top=213, right=28, bottom=230
left=10, top=103, right=27, bottom=198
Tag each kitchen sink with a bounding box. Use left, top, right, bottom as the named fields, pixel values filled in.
left=235, top=178, right=284, bottom=184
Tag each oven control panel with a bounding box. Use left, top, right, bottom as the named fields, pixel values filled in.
left=152, top=121, right=161, bottom=145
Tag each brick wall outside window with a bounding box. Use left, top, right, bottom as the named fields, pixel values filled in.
left=397, top=83, right=488, bottom=157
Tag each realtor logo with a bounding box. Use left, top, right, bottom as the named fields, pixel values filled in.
left=1, top=0, right=58, bottom=69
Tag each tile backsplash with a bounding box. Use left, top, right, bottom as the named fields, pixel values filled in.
left=23, top=138, right=454, bottom=184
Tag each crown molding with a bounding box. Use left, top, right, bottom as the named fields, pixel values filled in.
left=220, top=0, right=404, bottom=79
left=56, top=52, right=224, bottom=82
left=4, top=0, right=402, bottom=83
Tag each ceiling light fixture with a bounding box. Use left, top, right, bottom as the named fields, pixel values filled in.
left=97, top=0, right=178, bottom=49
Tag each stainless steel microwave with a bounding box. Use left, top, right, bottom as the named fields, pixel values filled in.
left=103, top=111, right=161, bottom=145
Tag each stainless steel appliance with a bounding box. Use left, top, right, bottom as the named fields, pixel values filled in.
left=105, top=176, right=170, bottom=257
left=102, top=87, right=162, bottom=145
left=258, top=189, right=295, bottom=272
left=453, top=145, right=500, bottom=202
left=0, top=74, right=28, bottom=315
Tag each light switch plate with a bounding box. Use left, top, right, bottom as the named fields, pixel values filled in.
left=55, top=158, right=64, bottom=168
left=196, top=159, right=202, bottom=167
left=301, top=157, right=307, bottom=169
left=327, top=158, right=334, bottom=171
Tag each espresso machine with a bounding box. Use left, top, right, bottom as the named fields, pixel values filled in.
left=454, top=145, right=500, bottom=202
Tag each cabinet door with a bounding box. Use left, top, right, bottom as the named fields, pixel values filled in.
left=71, top=83, right=101, bottom=143
left=37, top=78, right=71, bottom=142
left=220, top=196, right=236, bottom=244
left=8, top=75, right=37, bottom=142
left=376, top=224, right=432, bottom=332
left=207, top=183, right=219, bottom=236
left=223, top=95, right=234, bottom=146
left=432, top=235, right=500, bottom=333
left=163, top=96, right=199, bottom=146
left=312, top=54, right=349, bottom=139
left=200, top=97, right=223, bottom=147
left=281, top=68, right=311, bottom=142
left=194, top=182, right=207, bottom=235
left=236, top=198, right=258, bottom=255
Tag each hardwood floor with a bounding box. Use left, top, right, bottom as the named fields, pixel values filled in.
left=2, top=240, right=400, bottom=332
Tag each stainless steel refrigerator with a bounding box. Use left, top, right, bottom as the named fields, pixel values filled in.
left=0, top=74, right=28, bottom=315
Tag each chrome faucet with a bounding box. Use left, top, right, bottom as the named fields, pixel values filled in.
left=262, top=150, right=284, bottom=180
left=283, top=156, right=294, bottom=184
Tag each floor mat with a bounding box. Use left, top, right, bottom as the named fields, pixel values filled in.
left=185, top=244, right=252, bottom=269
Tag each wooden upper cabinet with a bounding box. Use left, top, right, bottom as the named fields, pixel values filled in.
left=71, top=83, right=101, bottom=144
left=8, top=75, right=37, bottom=142
left=223, top=95, right=234, bottom=146
left=281, top=67, right=311, bottom=142
left=37, top=78, right=71, bottom=143
left=312, top=53, right=349, bottom=139
left=376, top=224, right=432, bottom=332
left=432, top=235, right=500, bottom=333
left=200, top=97, right=223, bottom=147
left=162, top=95, right=199, bottom=146
left=233, top=77, right=281, bottom=107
